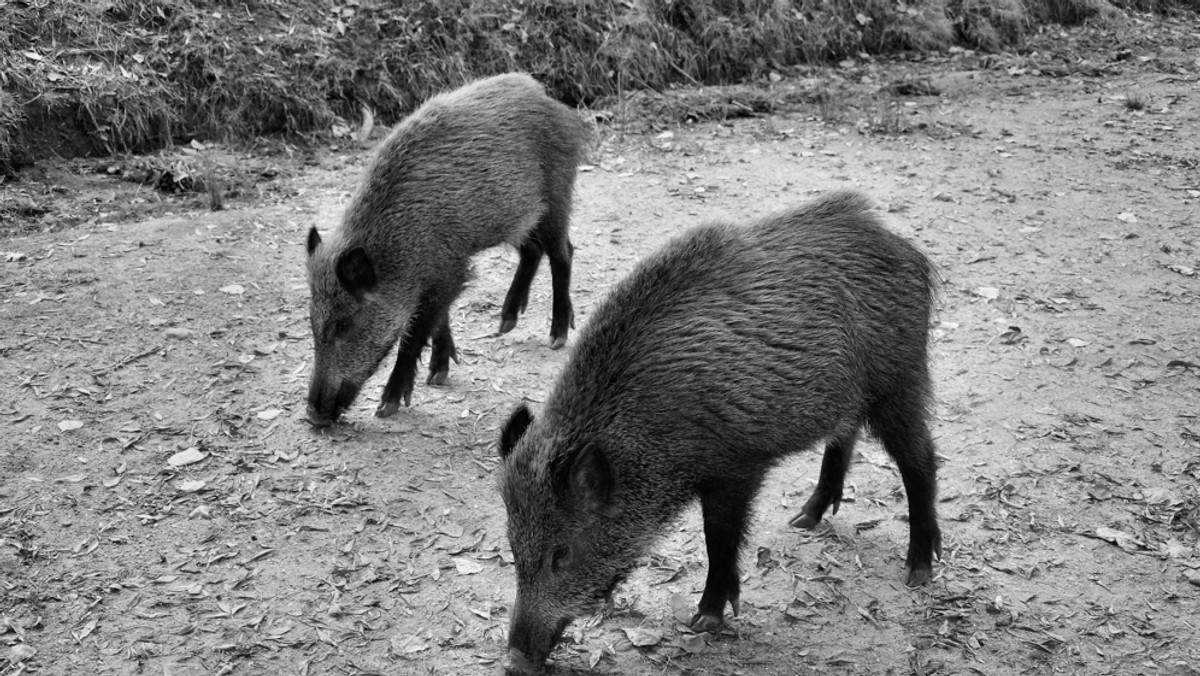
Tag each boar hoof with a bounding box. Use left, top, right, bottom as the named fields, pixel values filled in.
left=549, top=335, right=567, bottom=350
left=305, top=414, right=334, bottom=429
left=787, top=512, right=820, bottom=529
left=905, top=564, right=933, bottom=587
left=504, top=648, right=549, bottom=676
left=427, top=369, right=450, bottom=386
left=688, top=611, right=725, bottom=633
left=498, top=317, right=518, bottom=334
left=375, top=400, right=401, bottom=418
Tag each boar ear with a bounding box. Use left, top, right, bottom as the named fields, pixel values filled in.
left=567, top=443, right=615, bottom=515
left=306, top=227, right=322, bottom=256
left=499, top=404, right=533, bottom=459
left=336, top=247, right=377, bottom=296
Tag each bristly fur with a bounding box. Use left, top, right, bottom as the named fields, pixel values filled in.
left=498, top=190, right=942, bottom=674
left=305, top=73, right=592, bottom=426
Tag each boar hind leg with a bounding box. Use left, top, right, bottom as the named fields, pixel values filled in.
left=692, top=477, right=760, bottom=632
left=538, top=206, right=575, bottom=349
left=869, top=389, right=941, bottom=586
left=377, top=300, right=442, bottom=417
left=427, top=305, right=459, bottom=387
left=499, top=242, right=543, bottom=335
left=789, top=428, right=860, bottom=529
left=546, top=239, right=575, bottom=350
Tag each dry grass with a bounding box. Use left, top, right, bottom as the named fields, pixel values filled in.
left=0, top=90, right=23, bottom=172
left=952, top=0, right=1027, bottom=52
left=0, top=0, right=1196, bottom=173
left=1024, top=0, right=1123, bottom=23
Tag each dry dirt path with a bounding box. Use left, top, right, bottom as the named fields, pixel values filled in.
left=3, top=23, right=1199, bottom=676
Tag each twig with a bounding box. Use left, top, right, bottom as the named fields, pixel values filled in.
left=94, top=345, right=162, bottom=375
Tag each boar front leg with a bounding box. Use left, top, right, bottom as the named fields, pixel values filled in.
left=691, top=476, right=762, bottom=632
left=377, top=298, right=443, bottom=417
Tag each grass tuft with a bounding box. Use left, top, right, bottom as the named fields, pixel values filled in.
left=1, top=0, right=1196, bottom=171
left=1123, top=92, right=1147, bottom=110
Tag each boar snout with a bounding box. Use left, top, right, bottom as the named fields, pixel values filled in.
left=505, top=611, right=570, bottom=675
left=305, top=378, right=360, bottom=427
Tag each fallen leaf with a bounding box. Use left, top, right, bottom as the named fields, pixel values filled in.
left=452, top=557, right=484, bottom=575
left=219, top=284, right=245, bottom=295
left=785, top=606, right=817, bottom=622
left=672, top=632, right=709, bottom=654
left=1116, top=212, right=1137, bottom=223
left=975, top=286, right=1000, bottom=300
left=1162, top=539, right=1191, bottom=559
left=390, top=634, right=431, bottom=657
left=8, top=644, right=36, bottom=662
left=167, top=447, right=207, bottom=467
left=217, top=600, right=247, bottom=616
left=1066, top=338, right=1090, bottom=348
left=439, top=523, right=464, bottom=538
left=670, top=593, right=694, bottom=624
left=999, top=326, right=1027, bottom=345
left=1095, top=527, right=1129, bottom=542
left=177, top=479, right=207, bottom=492
left=263, top=623, right=293, bottom=638
left=72, top=617, right=98, bottom=642
left=1095, top=526, right=1143, bottom=552
left=256, top=408, right=282, bottom=421
left=162, top=662, right=202, bottom=676
left=1141, top=487, right=1177, bottom=505
left=164, top=328, right=194, bottom=340
left=624, top=627, right=663, bottom=647
left=58, top=419, right=84, bottom=432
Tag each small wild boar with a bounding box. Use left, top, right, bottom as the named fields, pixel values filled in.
left=497, top=191, right=942, bottom=674
left=305, top=73, right=590, bottom=427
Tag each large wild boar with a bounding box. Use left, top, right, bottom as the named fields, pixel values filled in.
left=497, top=191, right=943, bottom=674
left=305, top=73, right=590, bottom=427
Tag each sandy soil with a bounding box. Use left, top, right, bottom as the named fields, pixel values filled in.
left=2, top=16, right=1199, bottom=676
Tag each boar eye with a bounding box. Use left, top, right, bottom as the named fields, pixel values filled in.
left=550, top=545, right=570, bottom=572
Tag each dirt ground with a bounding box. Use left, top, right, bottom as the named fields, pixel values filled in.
left=3, top=15, right=1199, bottom=676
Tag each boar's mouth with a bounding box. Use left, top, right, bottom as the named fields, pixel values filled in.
left=506, top=616, right=572, bottom=675
left=504, top=648, right=551, bottom=676
left=305, top=380, right=361, bottom=427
